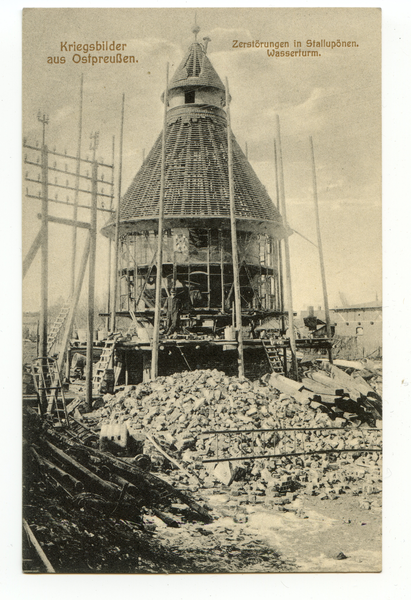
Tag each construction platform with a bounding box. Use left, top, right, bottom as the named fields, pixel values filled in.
left=68, top=335, right=332, bottom=387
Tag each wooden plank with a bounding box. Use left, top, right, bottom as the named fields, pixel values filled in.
left=47, top=215, right=90, bottom=229
left=23, top=226, right=43, bottom=279
left=105, top=136, right=115, bottom=329
left=310, top=136, right=333, bottom=363
left=145, top=433, right=200, bottom=483
left=23, top=519, right=55, bottom=573
left=111, top=93, right=125, bottom=332
left=275, top=116, right=298, bottom=378
left=56, top=234, right=90, bottom=380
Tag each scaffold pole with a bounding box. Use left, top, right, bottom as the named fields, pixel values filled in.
left=226, top=77, right=245, bottom=379
left=151, top=63, right=169, bottom=380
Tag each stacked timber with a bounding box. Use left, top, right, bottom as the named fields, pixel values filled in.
left=23, top=406, right=212, bottom=526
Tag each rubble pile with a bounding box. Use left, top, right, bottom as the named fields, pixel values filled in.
left=94, top=366, right=382, bottom=508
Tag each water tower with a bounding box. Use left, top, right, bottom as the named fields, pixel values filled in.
left=102, top=29, right=286, bottom=332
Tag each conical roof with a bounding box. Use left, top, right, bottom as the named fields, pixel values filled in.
left=102, top=36, right=286, bottom=240
left=167, top=42, right=225, bottom=93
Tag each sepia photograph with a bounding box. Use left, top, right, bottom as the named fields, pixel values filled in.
left=21, top=7, right=382, bottom=574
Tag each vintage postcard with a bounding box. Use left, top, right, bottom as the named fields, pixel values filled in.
left=22, top=7, right=382, bottom=574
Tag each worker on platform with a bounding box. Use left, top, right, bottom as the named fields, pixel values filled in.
left=143, top=276, right=156, bottom=308
left=189, top=282, right=202, bottom=308
left=164, top=288, right=182, bottom=336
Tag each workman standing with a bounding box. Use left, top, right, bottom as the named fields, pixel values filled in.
left=70, top=353, right=87, bottom=379
left=164, top=289, right=182, bottom=336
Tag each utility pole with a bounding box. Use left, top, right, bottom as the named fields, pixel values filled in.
left=85, top=131, right=99, bottom=411
left=24, top=114, right=115, bottom=406
left=39, top=112, right=49, bottom=358
left=151, top=63, right=169, bottom=380
left=38, top=111, right=49, bottom=411
left=70, top=73, right=84, bottom=296
left=226, top=77, right=245, bottom=379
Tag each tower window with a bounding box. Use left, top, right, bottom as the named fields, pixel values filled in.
left=185, top=91, right=195, bottom=104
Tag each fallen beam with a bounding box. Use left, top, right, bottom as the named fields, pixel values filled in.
left=23, top=519, right=55, bottom=573
left=44, top=440, right=120, bottom=500
left=65, top=440, right=212, bottom=522
left=151, top=507, right=180, bottom=528
left=202, top=447, right=382, bottom=464
left=145, top=433, right=200, bottom=483
left=31, top=447, right=84, bottom=493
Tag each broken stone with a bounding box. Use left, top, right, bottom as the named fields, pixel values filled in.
left=210, top=462, right=234, bottom=486
left=95, top=368, right=381, bottom=502
left=310, top=401, right=322, bottom=410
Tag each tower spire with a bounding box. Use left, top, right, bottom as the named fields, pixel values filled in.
left=192, top=13, right=200, bottom=41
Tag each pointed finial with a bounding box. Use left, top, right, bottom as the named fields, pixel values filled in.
left=192, top=13, right=200, bottom=41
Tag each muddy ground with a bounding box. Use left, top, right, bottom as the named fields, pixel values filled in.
left=144, top=481, right=381, bottom=573
left=23, top=465, right=381, bottom=574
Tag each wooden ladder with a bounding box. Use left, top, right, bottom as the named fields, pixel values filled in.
left=262, top=340, right=284, bottom=374
left=31, top=357, right=69, bottom=424
left=47, top=299, right=71, bottom=353
left=92, top=334, right=120, bottom=395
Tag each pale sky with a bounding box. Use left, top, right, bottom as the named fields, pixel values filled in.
left=22, top=7, right=381, bottom=312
